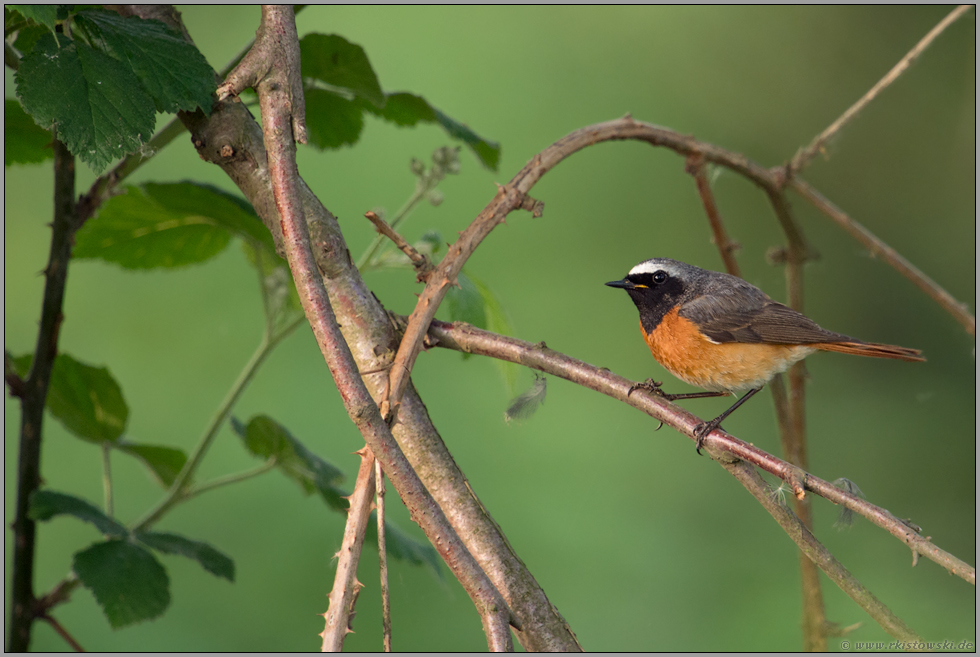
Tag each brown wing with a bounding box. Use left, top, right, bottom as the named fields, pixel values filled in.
left=679, top=277, right=854, bottom=345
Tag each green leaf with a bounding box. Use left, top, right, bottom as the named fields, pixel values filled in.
left=364, top=92, right=500, bottom=170
left=5, top=99, right=53, bottom=166
left=29, top=490, right=128, bottom=538
left=304, top=88, right=364, bottom=150
left=73, top=10, right=214, bottom=115
left=231, top=415, right=347, bottom=511
left=12, top=24, right=48, bottom=55
left=8, top=351, right=130, bottom=443
left=446, top=271, right=487, bottom=330
left=444, top=272, right=518, bottom=391
left=300, top=33, right=384, bottom=107
left=116, top=441, right=188, bottom=488
left=366, top=513, right=443, bottom=579
left=73, top=539, right=170, bottom=628
left=47, top=353, right=128, bottom=443
left=135, top=531, right=235, bottom=581
left=75, top=182, right=273, bottom=269
left=10, top=5, right=57, bottom=32
left=470, top=273, right=519, bottom=392
left=15, top=32, right=157, bottom=172
left=7, top=352, right=31, bottom=379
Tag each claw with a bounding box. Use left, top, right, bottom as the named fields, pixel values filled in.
left=627, top=378, right=664, bottom=398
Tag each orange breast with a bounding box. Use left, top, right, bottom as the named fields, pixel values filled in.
left=641, top=308, right=814, bottom=392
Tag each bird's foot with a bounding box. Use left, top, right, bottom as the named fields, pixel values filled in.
left=693, top=418, right=724, bottom=455
left=627, top=378, right=667, bottom=398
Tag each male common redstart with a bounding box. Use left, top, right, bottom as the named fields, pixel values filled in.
left=606, top=258, right=924, bottom=451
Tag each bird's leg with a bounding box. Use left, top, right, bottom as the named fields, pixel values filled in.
left=694, top=387, right=763, bottom=454
left=627, top=378, right=730, bottom=402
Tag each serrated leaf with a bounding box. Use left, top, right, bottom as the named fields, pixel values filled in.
left=29, top=490, right=128, bottom=538
left=5, top=99, right=53, bottom=166
left=366, top=513, right=443, bottom=579
left=300, top=33, right=384, bottom=107
left=74, top=539, right=170, bottom=628
left=75, top=182, right=273, bottom=269
left=231, top=415, right=347, bottom=511
left=47, top=353, right=128, bottom=443
left=10, top=5, right=57, bottom=32
left=8, top=352, right=130, bottom=443
left=135, top=531, right=234, bottom=581
left=12, top=24, right=48, bottom=54
left=73, top=10, right=214, bottom=115
left=363, top=92, right=500, bottom=170
left=15, top=32, right=157, bottom=172
left=116, top=441, right=188, bottom=488
left=304, top=88, right=364, bottom=150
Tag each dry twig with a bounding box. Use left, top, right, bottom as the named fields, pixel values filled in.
left=322, top=449, right=376, bottom=651
left=364, top=211, right=434, bottom=282
left=789, top=5, right=973, bottom=174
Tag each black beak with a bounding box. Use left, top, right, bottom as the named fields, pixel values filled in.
left=605, top=278, right=633, bottom=289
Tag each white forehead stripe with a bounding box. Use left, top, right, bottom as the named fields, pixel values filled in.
left=628, top=259, right=682, bottom=277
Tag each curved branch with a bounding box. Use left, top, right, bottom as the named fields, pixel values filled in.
left=424, top=318, right=976, bottom=587
left=387, top=116, right=973, bottom=424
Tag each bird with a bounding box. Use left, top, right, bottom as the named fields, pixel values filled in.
left=605, top=258, right=924, bottom=452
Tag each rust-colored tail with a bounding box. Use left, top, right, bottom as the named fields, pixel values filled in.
left=813, top=341, right=925, bottom=362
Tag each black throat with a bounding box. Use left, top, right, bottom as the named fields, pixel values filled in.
left=627, top=275, right=687, bottom=334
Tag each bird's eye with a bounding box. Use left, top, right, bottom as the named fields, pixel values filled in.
left=652, top=271, right=668, bottom=284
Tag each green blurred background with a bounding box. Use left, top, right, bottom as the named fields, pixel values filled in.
left=4, top=5, right=975, bottom=651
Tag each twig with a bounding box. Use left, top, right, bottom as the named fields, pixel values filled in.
left=100, top=443, right=113, bottom=519
left=763, top=189, right=828, bottom=649
left=375, top=459, right=392, bottom=652
left=686, top=155, right=741, bottom=278
left=8, top=136, right=76, bottom=653
left=239, top=8, right=517, bottom=651
left=181, top=458, right=277, bottom=501
left=424, top=318, right=976, bottom=586
left=37, top=613, right=85, bottom=652
left=364, top=211, right=434, bottom=282
left=790, top=5, right=973, bottom=175
left=788, top=178, right=975, bottom=336
left=723, top=461, right=921, bottom=643
left=322, top=448, right=376, bottom=651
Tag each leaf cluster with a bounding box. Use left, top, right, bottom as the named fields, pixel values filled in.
left=8, top=5, right=214, bottom=171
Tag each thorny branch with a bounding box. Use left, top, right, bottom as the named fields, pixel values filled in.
left=7, top=137, right=77, bottom=652
left=321, top=448, right=376, bottom=651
